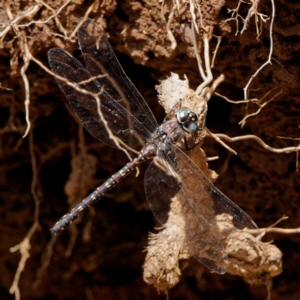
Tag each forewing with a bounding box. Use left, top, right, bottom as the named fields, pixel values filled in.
left=77, top=18, right=158, bottom=135
left=48, top=48, right=151, bottom=149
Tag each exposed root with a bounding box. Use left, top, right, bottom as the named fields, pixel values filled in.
left=243, top=0, right=275, bottom=102
left=247, top=215, right=300, bottom=237
left=214, top=91, right=258, bottom=104
left=211, top=35, right=222, bottom=68
left=277, top=134, right=300, bottom=171
left=6, top=6, right=34, bottom=138
left=161, top=0, right=276, bottom=127
left=165, top=1, right=177, bottom=50
left=32, top=235, right=58, bottom=289
left=9, top=130, right=41, bottom=300
left=239, top=88, right=281, bottom=127
left=223, top=0, right=276, bottom=121
left=206, top=128, right=237, bottom=155
left=1, top=2, right=101, bottom=298
left=0, top=0, right=98, bottom=139
left=212, top=133, right=300, bottom=155
left=0, top=83, right=13, bottom=91
left=225, top=0, right=269, bottom=37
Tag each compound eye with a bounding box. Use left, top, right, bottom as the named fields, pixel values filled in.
left=176, top=109, right=189, bottom=123
left=188, top=111, right=198, bottom=122
left=183, top=121, right=198, bottom=133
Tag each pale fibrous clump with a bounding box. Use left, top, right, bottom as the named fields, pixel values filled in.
left=143, top=144, right=213, bottom=293
left=143, top=74, right=283, bottom=293
left=143, top=201, right=189, bottom=293
left=216, top=214, right=282, bottom=286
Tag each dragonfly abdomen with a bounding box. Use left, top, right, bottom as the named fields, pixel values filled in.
left=50, top=143, right=157, bottom=235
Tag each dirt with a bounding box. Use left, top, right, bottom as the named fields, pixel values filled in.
left=1, top=0, right=300, bottom=299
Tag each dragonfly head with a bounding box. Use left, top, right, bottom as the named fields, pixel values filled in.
left=175, top=108, right=199, bottom=133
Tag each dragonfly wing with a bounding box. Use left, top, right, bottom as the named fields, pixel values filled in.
left=77, top=18, right=158, bottom=136
left=145, top=155, right=179, bottom=225
left=145, top=148, right=229, bottom=274
left=168, top=146, right=258, bottom=231
left=145, top=144, right=258, bottom=273
left=48, top=48, right=152, bottom=149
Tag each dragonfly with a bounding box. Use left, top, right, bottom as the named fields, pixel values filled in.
left=48, top=18, right=257, bottom=274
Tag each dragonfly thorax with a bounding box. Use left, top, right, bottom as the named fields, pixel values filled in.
left=151, top=109, right=200, bottom=147
left=152, top=119, right=184, bottom=145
